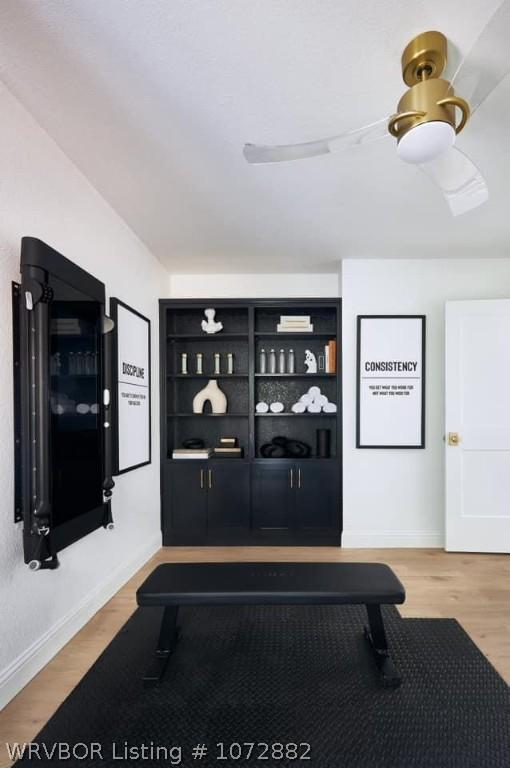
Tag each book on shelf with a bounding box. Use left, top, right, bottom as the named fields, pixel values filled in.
left=277, top=323, right=313, bottom=333
left=280, top=315, right=311, bottom=325
left=213, top=447, right=244, bottom=457
left=172, top=448, right=211, bottom=460
left=329, top=340, right=337, bottom=373
left=219, top=437, right=237, bottom=446
left=323, top=340, right=337, bottom=373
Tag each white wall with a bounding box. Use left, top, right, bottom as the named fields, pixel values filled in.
left=0, top=82, right=167, bottom=707
left=342, top=259, right=510, bottom=548
left=169, top=272, right=341, bottom=298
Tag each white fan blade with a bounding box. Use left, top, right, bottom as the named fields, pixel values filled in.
left=243, top=116, right=390, bottom=164
left=419, top=146, right=488, bottom=216
left=450, top=0, right=510, bottom=114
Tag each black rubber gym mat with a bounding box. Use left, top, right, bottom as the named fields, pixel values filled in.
left=13, top=605, right=510, bottom=767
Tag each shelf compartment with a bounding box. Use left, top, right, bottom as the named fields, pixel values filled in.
left=169, top=373, right=249, bottom=379
left=255, top=332, right=336, bottom=340
left=167, top=333, right=248, bottom=341
left=255, top=305, right=337, bottom=336
left=255, top=377, right=337, bottom=415
left=166, top=457, right=250, bottom=463
left=166, top=305, right=248, bottom=336
left=255, top=412, right=337, bottom=459
left=166, top=413, right=249, bottom=459
left=254, top=412, right=337, bottom=417
left=255, top=339, right=337, bottom=377
left=168, top=376, right=249, bottom=416
left=252, top=456, right=338, bottom=462
left=167, top=339, right=249, bottom=377
left=254, top=373, right=336, bottom=378
left=169, top=413, right=248, bottom=417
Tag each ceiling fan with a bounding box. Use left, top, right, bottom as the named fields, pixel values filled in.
left=243, top=0, right=510, bottom=216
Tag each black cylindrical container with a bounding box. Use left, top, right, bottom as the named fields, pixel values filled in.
left=316, top=428, right=331, bottom=458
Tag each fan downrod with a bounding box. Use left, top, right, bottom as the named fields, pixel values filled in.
left=401, top=30, right=447, bottom=86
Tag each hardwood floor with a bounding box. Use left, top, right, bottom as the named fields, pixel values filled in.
left=0, top=547, right=509, bottom=767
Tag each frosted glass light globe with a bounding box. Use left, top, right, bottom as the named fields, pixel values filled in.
left=397, top=120, right=456, bottom=164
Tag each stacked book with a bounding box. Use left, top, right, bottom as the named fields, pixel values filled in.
left=213, top=437, right=244, bottom=458
left=172, top=448, right=211, bottom=460
left=324, top=340, right=337, bottom=374
left=277, top=315, right=313, bottom=333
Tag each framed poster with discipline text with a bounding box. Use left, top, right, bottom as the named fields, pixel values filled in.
left=356, top=315, right=425, bottom=448
left=111, top=298, right=151, bottom=474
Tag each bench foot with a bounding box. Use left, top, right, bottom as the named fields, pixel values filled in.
left=364, top=604, right=401, bottom=688
left=143, top=606, right=180, bottom=687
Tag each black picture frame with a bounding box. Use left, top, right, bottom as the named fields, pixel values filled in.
left=356, top=315, right=426, bottom=449
left=111, top=298, right=151, bottom=474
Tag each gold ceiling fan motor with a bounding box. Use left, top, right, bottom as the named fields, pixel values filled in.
left=388, top=31, right=470, bottom=161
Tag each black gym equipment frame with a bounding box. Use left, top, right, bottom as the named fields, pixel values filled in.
left=12, top=237, right=115, bottom=570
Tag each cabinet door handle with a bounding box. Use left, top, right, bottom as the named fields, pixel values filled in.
left=290, top=468, right=294, bottom=489
left=208, top=469, right=212, bottom=489
left=298, top=468, right=301, bottom=489
left=200, top=469, right=204, bottom=489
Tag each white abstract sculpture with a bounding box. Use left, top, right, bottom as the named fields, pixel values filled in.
left=304, top=349, right=317, bottom=373
left=201, top=308, right=223, bottom=334
left=193, top=379, right=227, bottom=414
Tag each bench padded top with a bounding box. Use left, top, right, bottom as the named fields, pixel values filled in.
left=137, top=562, right=405, bottom=607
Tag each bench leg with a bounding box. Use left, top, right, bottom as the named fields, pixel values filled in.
left=143, top=606, right=180, bottom=687
left=364, top=604, right=401, bottom=688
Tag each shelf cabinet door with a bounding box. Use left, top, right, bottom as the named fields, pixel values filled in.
left=295, top=462, right=340, bottom=532
left=163, top=463, right=207, bottom=537
left=207, top=462, right=250, bottom=533
left=251, top=462, right=295, bottom=531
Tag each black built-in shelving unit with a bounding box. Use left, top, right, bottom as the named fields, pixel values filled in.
left=159, top=299, right=342, bottom=545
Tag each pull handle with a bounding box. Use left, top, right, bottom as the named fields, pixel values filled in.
left=32, top=298, right=51, bottom=528
left=200, top=469, right=204, bottom=489
left=208, top=469, right=212, bottom=490
left=101, top=313, right=115, bottom=504
left=290, top=468, right=294, bottom=489
left=298, top=468, right=301, bottom=489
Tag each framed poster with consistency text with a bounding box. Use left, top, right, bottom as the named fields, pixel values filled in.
left=111, top=299, right=151, bottom=474
left=356, top=315, right=425, bottom=448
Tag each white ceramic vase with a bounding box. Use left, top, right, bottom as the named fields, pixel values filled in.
left=192, top=379, right=227, bottom=414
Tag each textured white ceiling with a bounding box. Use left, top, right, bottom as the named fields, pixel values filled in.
left=0, top=0, right=508, bottom=273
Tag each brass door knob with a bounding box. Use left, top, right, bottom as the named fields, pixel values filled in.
left=448, top=432, right=460, bottom=446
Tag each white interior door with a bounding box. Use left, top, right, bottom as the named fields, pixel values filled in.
left=445, top=299, right=510, bottom=552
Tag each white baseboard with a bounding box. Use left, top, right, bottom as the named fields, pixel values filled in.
left=0, top=534, right=161, bottom=710
left=342, top=530, right=444, bottom=548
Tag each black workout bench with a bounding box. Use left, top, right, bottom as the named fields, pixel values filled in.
left=136, top=562, right=406, bottom=688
